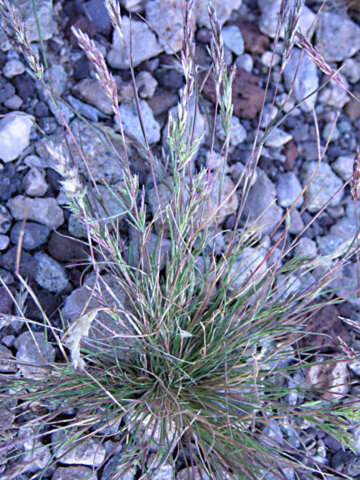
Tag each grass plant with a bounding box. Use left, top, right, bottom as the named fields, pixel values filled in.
left=0, top=0, right=360, bottom=479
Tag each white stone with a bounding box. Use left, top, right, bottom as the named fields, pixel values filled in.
left=52, top=430, right=106, bottom=467
left=146, top=0, right=189, bottom=54
left=107, top=16, right=163, bottom=69
left=7, top=195, right=64, bottom=229
left=264, top=127, right=292, bottom=148
left=117, top=99, right=160, bottom=146
left=222, top=25, right=244, bottom=56
left=23, top=167, right=48, bottom=196
left=0, top=112, right=34, bottom=162
left=3, top=59, right=25, bottom=78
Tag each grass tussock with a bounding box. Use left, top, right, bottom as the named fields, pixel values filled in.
left=0, top=0, right=360, bottom=479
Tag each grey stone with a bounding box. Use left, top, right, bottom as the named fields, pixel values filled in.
left=52, top=465, right=97, bottom=480
left=301, top=162, right=343, bottom=213
left=0, top=112, right=34, bottom=162
left=316, top=12, right=360, bottom=61
left=101, top=456, right=136, bottom=480
left=322, top=123, right=340, bottom=142
left=10, top=222, right=50, bottom=250
left=341, top=57, right=360, bottom=84
left=146, top=0, right=189, bottom=54
left=227, top=247, right=268, bottom=294
left=0, top=407, right=14, bottom=432
left=4, top=94, right=23, bottom=110
left=3, top=59, right=25, bottom=78
left=289, top=209, right=304, bottom=235
left=195, top=0, right=242, bottom=28
left=150, top=464, right=174, bottom=480
left=258, top=0, right=315, bottom=39
left=7, top=196, right=64, bottom=229
left=14, top=331, right=55, bottom=379
left=216, top=115, right=247, bottom=147
left=52, top=429, right=105, bottom=466
left=353, top=424, right=360, bottom=455
left=68, top=214, right=88, bottom=239
left=294, top=237, right=317, bottom=259
left=15, top=0, right=56, bottom=42
left=0, top=235, right=9, bottom=250
left=349, top=360, right=360, bottom=377
left=329, top=262, right=360, bottom=307
left=330, top=217, right=356, bottom=242
left=23, top=167, right=48, bottom=196
left=276, top=172, right=303, bottom=208
left=318, top=82, right=349, bottom=109
left=117, top=99, right=160, bottom=146
left=222, top=25, right=244, bottom=56
left=136, top=71, right=158, bottom=99
left=89, top=184, right=128, bottom=223
left=242, top=169, right=282, bottom=235
left=38, top=118, right=126, bottom=185
left=0, top=344, right=16, bottom=372
left=177, top=467, right=210, bottom=480
left=62, top=273, right=137, bottom=363
left=332, top=154, right=354, bottom=181
left=107, top=16, right=163, bottom=69
left=283, top=48, right=319, bottom=113
left=235, top=53, right=253, bottom=72
left=34, top=252, right=68, bottom=293
left=317, top=234, right=344, bottom=255
left=72, top=78, right=114, bottom=115
left=67, top=95, right=104, bottom=123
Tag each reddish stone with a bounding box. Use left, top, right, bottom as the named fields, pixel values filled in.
left=284, top=140, right=298, bottom=171
left=199, top=67, right=266, bottom=120
left=235, top=20, right=270, bottom=55
left=299, top=304, right=351, bottom=353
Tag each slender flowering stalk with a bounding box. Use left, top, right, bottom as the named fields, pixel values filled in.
left=71, top=27, right=119, bottom=113
left=0, top=0, right=43, bottom=80
left=281, top=0, right=305, bottom=68
left=296, top=31, right=350, bottom=93
left=351, top=147, right=360, bottom=297
left=104, top=0, right=123, bottom=39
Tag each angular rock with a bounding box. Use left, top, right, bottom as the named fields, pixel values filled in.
left=72, top=78, right=114, bottom=115
left=227, top=246, right=268, bottom=295
left=34, top=252, right=68, bottom=293
left=107, top=16, right=163, bottom=69
left=316, top=12, right=360, bottom=62
left=0, top=234, right=9, bottom=250
left=10, top=222, right=50, bottom=250
left=0, top=112, right=34, bottom=162
left=23, top=167, right=48, bottom=196
left=7, top=196, right=64, bottom=229
left=242, top=169, right=282, bottom=235
left=48, top=231, right=88, bottom=262
left=276, top=172, right=303, bottom=208
left=146, top=0, right=190, bottom=54
left=14, top=331, right=55, bottom=379
left=14, top=0, right=57, bottom=42
left=264, top=128, right=292, bottom=148
left=0, top=206, right=12, bottom=234
left=136, top=71, right=158, bottom=99
left=0, top=246, right=37, bottom=280
left=62, top=273, right=136, bottom=363
left=301, top=162, right=343, bottom=213
left=283, top=48, right=319, bottom=113
left=0, top=344, right=16, bottom=372
left=222, top=25, right=244, bottom=56
left=52, top=465, right=97, bottom=480
left=332, top=154, right=354, bottom=181
left=52, top=429, right=105, bottom=466
left=3, top=59, right=25, bottom=78
left=102, top=456, right=136, bottom=480
left=117, top=99, right=160, bottom=146
left=305, top=356, right=349, bottom=401
left=258, top=0, right=315, bottom=39
left=294, top=237, right=317, bottom=259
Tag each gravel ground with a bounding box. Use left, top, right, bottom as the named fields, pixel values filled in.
left=1, top=0, right=360, bottom=479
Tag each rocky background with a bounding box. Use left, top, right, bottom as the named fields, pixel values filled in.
left=1, top=0, right=360, bottom=478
